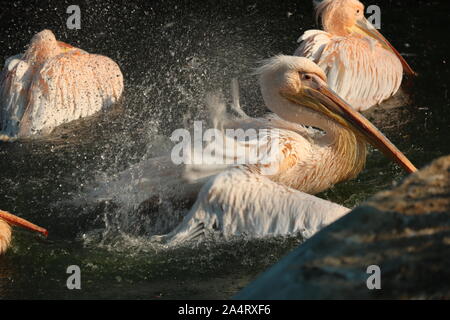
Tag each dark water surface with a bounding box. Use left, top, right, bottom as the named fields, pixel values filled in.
left=0, top=0, right=449, bottom=299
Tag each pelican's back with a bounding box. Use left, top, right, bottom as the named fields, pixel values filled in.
left=296, top=31, right=403, bottom=111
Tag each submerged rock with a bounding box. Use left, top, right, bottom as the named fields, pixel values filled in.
left=235, top=155, right=450, bottom=299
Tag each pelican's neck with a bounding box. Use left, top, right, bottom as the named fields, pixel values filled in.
left=316, top=0, right=353, bottom=36
left=317, top=117, right=368, bottom=183
left=268, top=99, right=368, bottom=186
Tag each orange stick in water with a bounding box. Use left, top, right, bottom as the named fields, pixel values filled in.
left=0, top=210, right=48, bottom=237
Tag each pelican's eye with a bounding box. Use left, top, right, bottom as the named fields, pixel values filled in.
left=301, top=73, right=312, bottom=81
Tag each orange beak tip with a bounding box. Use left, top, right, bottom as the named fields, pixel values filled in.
left=405, top=70, right=418, bottom=77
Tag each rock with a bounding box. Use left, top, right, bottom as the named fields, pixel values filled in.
left=235, top=155, right=450, bottom=299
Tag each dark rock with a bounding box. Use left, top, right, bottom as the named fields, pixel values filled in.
left=235, top=155, right=450, bottom=299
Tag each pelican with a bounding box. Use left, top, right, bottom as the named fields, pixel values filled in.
left=152, top=55, right=416, bottom=244
left=0, top=210, right=48, bottom=254
left=0, top=29, right=123, bottom=139
left=294, top=0, right=416, bottom=111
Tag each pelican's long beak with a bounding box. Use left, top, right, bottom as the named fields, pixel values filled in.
left=282, top=85, right=418, bottom=174
left=352, top=17, right=416, bottom=76
left=0, top=210, right=48, bottom=237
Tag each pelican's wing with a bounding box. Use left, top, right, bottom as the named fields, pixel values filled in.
left=0, top=54, right=32, bottom=138
left=183, top=116, right=311, bottom=185
left=18, top=50, right=123, bottom=136
left=184, top=90, right=312, bottom=184
left=153, top=168, right=350, bottom=244
left=295, top=31, right=403, bottom=111
left=86, top=156, right=203, bottom=207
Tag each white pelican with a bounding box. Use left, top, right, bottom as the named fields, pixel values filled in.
left=295, top=0, right=416, bottom=111
left=0, top=29, right=123, bottom=139
left=0, top=209, right=48, bottom=254
left=152, top=55, right=416, bottom=244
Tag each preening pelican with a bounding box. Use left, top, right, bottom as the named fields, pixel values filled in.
left=152, top=55, right=416, bottom=244
left=295, top=0, right=415, bottom=111
left=0, top=29, right=123, bottom=139
left=0, top=210, right=48, bottom=254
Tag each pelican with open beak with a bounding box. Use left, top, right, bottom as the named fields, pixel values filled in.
left=152, top=55, right=417, bottom=245
left=0, top=210, right=48, bottom=254
left=295, top=0, right=416, bottom=111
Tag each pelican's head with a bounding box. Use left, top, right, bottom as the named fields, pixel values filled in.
left=256, top=55, right=417, bottom=173
left=0, top=210, right=48, bottom=254
left=23, top=30, right=75, bottom=66
left=23, top=30, right=61, bottom=66
left=314, top=0, right=416, bottom=75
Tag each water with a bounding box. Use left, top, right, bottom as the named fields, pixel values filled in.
left=0, top=0, right=449, bottom=299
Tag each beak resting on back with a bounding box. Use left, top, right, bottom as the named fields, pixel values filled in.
left=352, top=17, right=417, bottom=76
left=281, top=83, right=418, bottom=174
